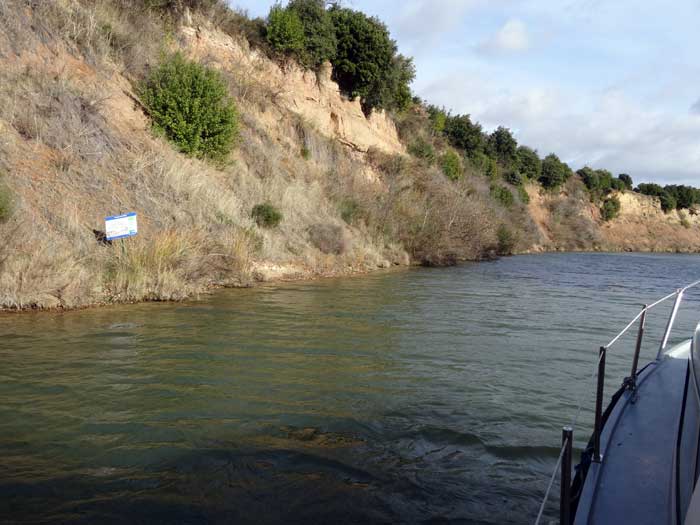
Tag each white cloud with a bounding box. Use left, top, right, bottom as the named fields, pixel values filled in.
left=478, top=19, right=530, bottom=54
left=419, top=71, right=700, bottom=185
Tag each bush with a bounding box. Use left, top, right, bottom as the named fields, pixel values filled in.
left=308, top=223, right=347, bottom=254
left=660, top=192, right=677, bottom=213
left=444, top=114, right=484, bottom=156
left=517, top=185, right=530, bottom=204
left=600, top=196, right=621, bottom=221
left=503, top=169, right=523, bottom=186
left=491, top=184, right=514, bottom=208
left=539, top=153, right=571, bottom=189
left=339, top=198, right=363, bottom=225
left=251, top=203, right=283, bottom=228
left=497, top=225, right=516, bottom=255
left=266, top=4, right=305, bottom=55
left=516, top=145, right=541, bottom=180
left=440, top=150, right=462, bottom=181
left=140, top=53, right=239, bottom=161
left=0, top=179, right=13, bottom=222
left=408, top=138, right=435, bottom=163
left=618, top=173, right=633, bottom=190
left=487, top=126, right=517, bottom=166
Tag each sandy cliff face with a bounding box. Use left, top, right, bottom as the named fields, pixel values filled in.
left=179, top=26, right=404, bottom=156
left=526, top=183, right=700, bottom=253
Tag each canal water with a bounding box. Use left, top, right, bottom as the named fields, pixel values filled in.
left=2, top=253, right=700, bottom=524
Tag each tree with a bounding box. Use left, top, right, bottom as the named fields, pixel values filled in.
left=287, top=0, right=337, bottom=68
left=329, top=6, right=413, bottom=114
left=487, top=126, right=517, bottom=166
left=427, top=105, right=447, bottom=135
left=516, top=146, right=541, bottom=180
left=266, top=4, right=305, bottom=55
left=659, top=192, right=677, bottom=213
left=539, top=153, right=571, bottom=189
left=140, top=53, right=239, bottom=161
left=444, top=114, right=484, bottom=156
left=578, top=166, right=599, bottom=192
left=618, top=173, right=633, bottom=190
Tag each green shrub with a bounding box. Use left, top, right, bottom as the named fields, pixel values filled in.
left=339, top=198, right=363, bottom=224
left=491, top=184, right=514, bottom=208
left=539, top=153, right=571, bottom=189
left=266, top=4, right=305, bottom=55
left=660, top=192, right=677, bottom=213
left=439, top=150, right=462, bottom=181
left=0, top=179, right=13, bottom=222
left=300, top=145, right=311, bottom=160
left=251, top=203, right=283, bottom=228
left=329, top=6, right=414, bottom=113
left=497, top=225, right=516, bottom=255
left=408, top=138, right=435, bottom=163
left=288, top=0, right=337, bottom=68
left=516, top=145, right=541, bottom=180
left=618, top=173, right=633, bottom=190
left=485, top=157, right=499, bottom=180
left=503, top=169, right=523, bottom=186
left=140, top=53, right=239, bottom=161
left=444, top=113, right=484, bottom=156
left=517, top=185, right=530, bottom=204
left=600, top=196, right=621, bottom=221
left=486, top=126, right=517, bottom=166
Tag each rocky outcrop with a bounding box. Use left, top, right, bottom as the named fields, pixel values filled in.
left=179, top=26, right=404, bottom=156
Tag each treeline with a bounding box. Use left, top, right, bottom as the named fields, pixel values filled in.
left=179, top=0, right=699, bottom=221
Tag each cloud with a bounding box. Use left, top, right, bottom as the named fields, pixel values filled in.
left=419, top=71, right=700, bottom=185
left=691, top=98, right=700, bottom=114
left=478, top=19, right=530, bottom=54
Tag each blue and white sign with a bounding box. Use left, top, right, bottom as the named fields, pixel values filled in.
left=105, top=212, right=138, bottom=241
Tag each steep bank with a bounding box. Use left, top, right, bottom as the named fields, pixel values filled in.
left=0, top=2, right=698, bottom=311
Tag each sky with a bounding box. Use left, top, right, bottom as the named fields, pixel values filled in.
left=229, top=0, right=700, bottom=186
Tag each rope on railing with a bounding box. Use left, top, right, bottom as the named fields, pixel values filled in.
left=534, top=435, right=569, bottom=525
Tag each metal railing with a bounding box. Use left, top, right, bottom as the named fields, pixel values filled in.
left=535, top=280, right=700, bottom=525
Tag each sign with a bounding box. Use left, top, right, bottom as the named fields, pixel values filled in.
left=105, top=212, right=138, bottom=241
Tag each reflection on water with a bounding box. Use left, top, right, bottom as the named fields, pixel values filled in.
left=1, top=253, right=700, bottom=523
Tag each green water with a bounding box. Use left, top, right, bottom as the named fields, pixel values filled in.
left=2, top=253, right=700, bottom=523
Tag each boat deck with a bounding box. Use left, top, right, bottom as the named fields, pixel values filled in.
left=574, top=341, right=691, bottom=525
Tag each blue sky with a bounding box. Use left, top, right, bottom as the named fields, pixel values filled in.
left=229, top=0, right=700, bottom=186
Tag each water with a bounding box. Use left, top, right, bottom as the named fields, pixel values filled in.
left=2, top=253, right=700, bottom=524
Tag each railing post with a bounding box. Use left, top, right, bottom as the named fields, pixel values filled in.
left=629, top=305, right=647, bottom=388
left=657, top=290, right=683, bottom=359
left=593, top=346, right=606, bottom=463
left=560, top=426, right=573, bottom=525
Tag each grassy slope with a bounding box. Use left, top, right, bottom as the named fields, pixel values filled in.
left=0, top=1, right=697, bottom=311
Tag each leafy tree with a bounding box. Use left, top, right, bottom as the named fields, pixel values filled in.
left=636, top=183, right=665, bottom=197
left=287, top=0, right=336, bottom=68
left=618, top=173, right=633, bottom=190
left=487, top=126, right=517, bottom=166
left=659, top=192, right=677, bottom=213
left=329, top=6, right=414, bottom=113
left=266, top=4, right=305, bottom=55
left=516, top=146, right=541, bottom=180
left=601, top=196, right=621, bottom=221
left=439, top=150, right=462, bottom=181
left=140, top=53, right=239, bottom=161
left=444, top=114, right=484, bottom=156
left=578, top=166, right=599, bottom=192
left=539, top=153, right=571, bottom=189
left=610, top=178, right=626, bottom=191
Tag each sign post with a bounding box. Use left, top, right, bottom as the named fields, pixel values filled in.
left=105, top=212, right=138, bottom=241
